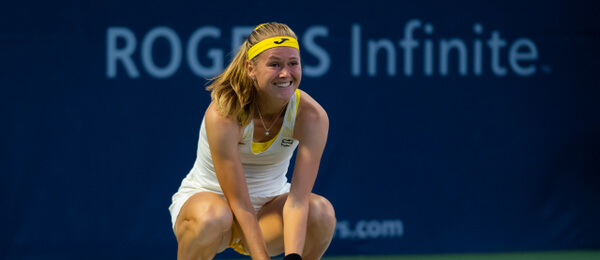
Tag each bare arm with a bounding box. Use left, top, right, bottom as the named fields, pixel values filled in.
left=205, top=102, right=270, bottom=260
left=284, top=91, right=329, bottom=256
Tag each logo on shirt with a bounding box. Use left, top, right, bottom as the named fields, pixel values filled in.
left=281, top=139, right=294, bottom=147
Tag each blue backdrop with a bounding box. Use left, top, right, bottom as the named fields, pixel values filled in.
left=2, top=0, right=599, bottom=259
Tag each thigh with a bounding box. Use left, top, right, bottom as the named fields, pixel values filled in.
left=174, top=191, right=233, bottom=252
left=256, top=193, right=289, bottom=256
left=256, top=193, right=333, bottom=256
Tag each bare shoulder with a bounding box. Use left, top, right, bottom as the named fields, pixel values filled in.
left=205, top=101, right=243, bottom=142
left=295, top=90, right=329, bottom=140
left=297, top=90, right=328, bottom=125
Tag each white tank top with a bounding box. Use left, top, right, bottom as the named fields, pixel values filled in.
left=176, top=90, right=300, bottom=197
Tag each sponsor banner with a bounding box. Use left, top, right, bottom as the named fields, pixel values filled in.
left=105, top=20, right=545, bottom=79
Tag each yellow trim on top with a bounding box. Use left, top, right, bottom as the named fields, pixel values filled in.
left=251, top=132, right=279, bottom=153
left=251, top=89, right=300, bottom=153
left=295, top=89, right=300, bottom=111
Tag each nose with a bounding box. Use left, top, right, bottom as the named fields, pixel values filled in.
left=279, top=66, right=289, bottom=78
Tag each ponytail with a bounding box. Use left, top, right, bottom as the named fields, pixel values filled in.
left=206, top=41, right=257, bottom=127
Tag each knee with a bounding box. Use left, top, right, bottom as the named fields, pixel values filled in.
left=308, top=195, right=336, bottom=233
left=177, top=203, right=233, bottom=242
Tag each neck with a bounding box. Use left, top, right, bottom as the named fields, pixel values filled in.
left=255, top=96, right=288, bottom=118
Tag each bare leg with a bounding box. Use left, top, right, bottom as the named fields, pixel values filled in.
left=174, top=192, right=233, bottom=260
left=301, top=195, right=336, bottom=260
left=257, top=193, right=336, bottom=260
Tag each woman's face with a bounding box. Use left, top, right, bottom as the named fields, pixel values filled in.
left=248, top=46, right=302, bottom=102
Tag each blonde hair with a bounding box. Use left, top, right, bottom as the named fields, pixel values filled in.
left=206, top=22, right=298, bottom=127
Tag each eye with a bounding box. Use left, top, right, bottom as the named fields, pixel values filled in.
left=268, top=62, right=280, bottom=67
left=289, top=61, right=299, bottom=66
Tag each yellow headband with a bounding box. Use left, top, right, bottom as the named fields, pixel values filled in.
left=247, top=36, right=299, bottom=60
left=254, top=23, right=268, bottom=31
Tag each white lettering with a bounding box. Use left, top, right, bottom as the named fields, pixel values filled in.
left=105, top=21, right=542, bottom=79
left=488, top=30, right=507, bottom=76
left=351, top=24, right=361, bottom=77
left=106, top=27, right=139, bottom=78
left=186, top=26, right=223, bottom=78
left=367, top=39, right=396, bottom=77
left=424, top=23, right=434, bottom=76
left=302, top=26, right=331, bottom=77
left=357, top=21, right=540, bottom=77
left=334, top=219, right=404, bottom=240
left=509, top=38, right=538, bottom=76
left=439, top=38, right=468, bottom=76
left=399, top=19, right=421, bottom=76
left=473, top=23, right=483, bottom=76
left=231, top=26, right=254, bottom=58
left=141, top=26, right=182, bottom=78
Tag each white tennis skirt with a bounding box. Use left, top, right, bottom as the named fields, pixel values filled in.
left=168, top=184, right=290, bottom=229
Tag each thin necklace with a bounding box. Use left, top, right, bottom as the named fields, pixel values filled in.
left=256, top=103, right=287, bottom=136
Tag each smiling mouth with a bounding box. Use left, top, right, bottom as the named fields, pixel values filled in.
left=275, top=81, right=292, bottom=87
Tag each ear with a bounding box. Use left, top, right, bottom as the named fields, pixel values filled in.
left=245, top=60, right=255, bottom=79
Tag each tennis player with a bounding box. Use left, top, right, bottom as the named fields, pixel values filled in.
left=169, top=22, right=336, bottom=260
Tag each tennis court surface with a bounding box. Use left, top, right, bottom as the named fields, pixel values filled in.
left=226, top=251, right=599, bottom=260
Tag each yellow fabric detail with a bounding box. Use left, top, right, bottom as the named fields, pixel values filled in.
left=251, top=131, right=279, bottom=153
left=228, top=224, right=249, bottom=255
left=247, top=36, right=299, bottom=60
left=251, top=89, right=300, bottom=154
left=295, top=89, right=300, bottom=111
